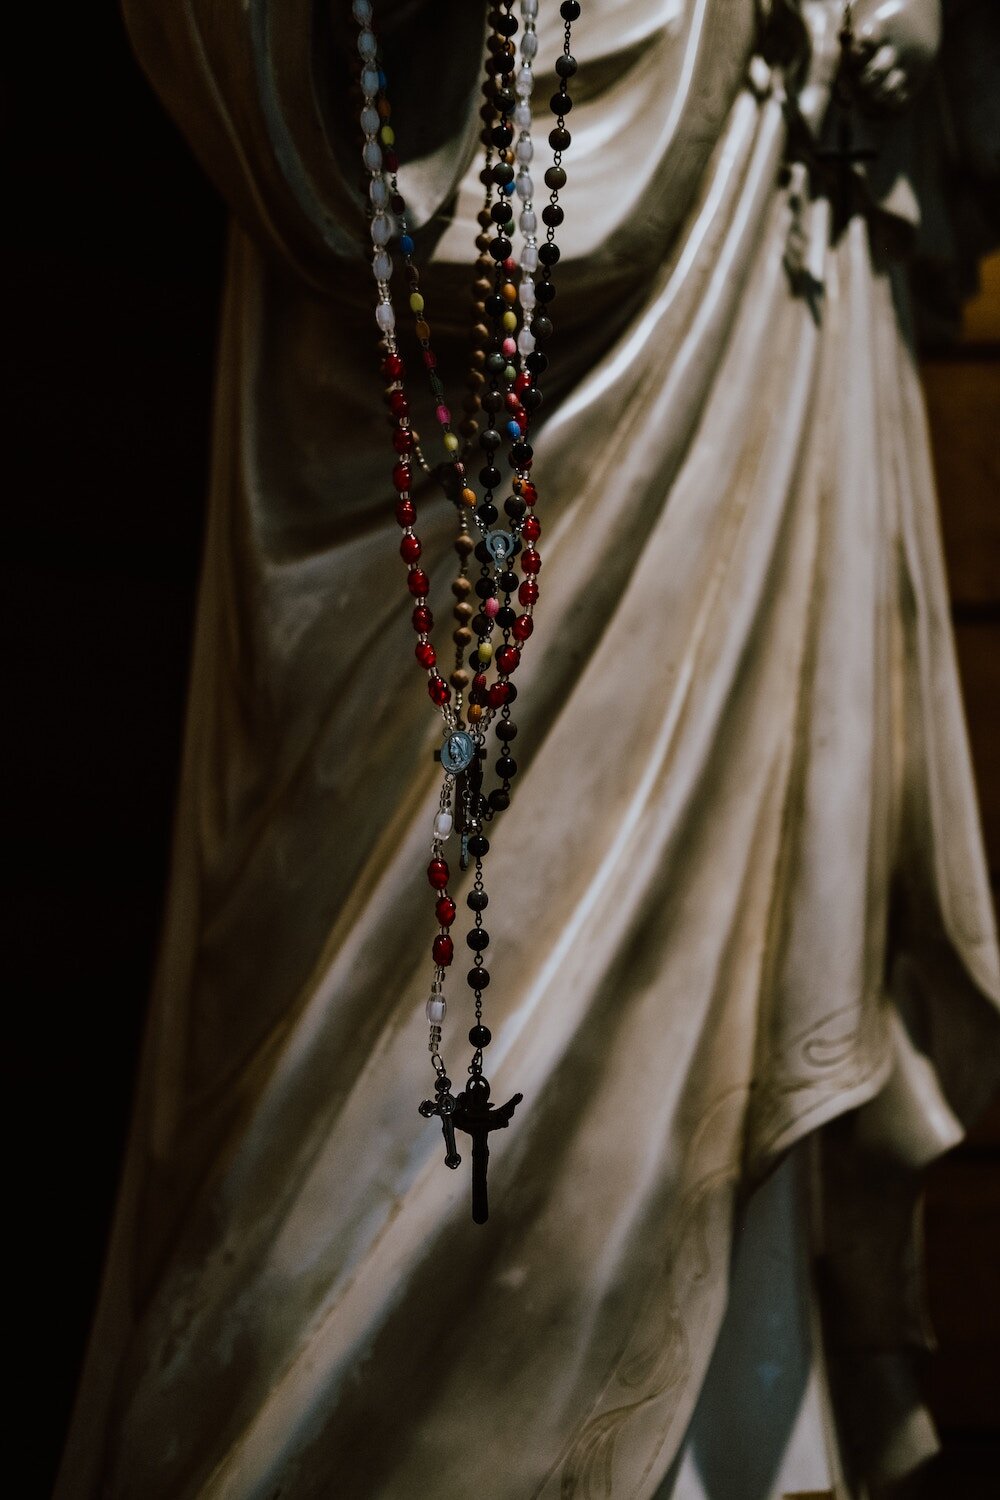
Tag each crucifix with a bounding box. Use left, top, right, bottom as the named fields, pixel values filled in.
left=815, top=6, right=876, bottom=239
left=452, top=1076, right=523, bottom=1224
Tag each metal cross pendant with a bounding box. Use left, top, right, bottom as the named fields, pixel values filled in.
left=452, top=1077, right=523, bottom=1224
left=418, top=1078, right=462, bottom=1170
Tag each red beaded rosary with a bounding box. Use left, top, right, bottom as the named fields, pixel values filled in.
left=354, top=0, right=581, bottom=1222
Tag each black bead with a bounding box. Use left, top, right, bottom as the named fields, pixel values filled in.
left=525, top=351, right=548, bottom=374
left=467, top=890, right=489, bottom=911
left=479, top=466, right=502, bottom=489
left=435, top=1074, right=452, bottom=1092
left=497, top=605, right=516, bottom=628
left=474, top=576, right=497, bottom=599
left=535, top=280, right=556, bottom=303
left=497, top=720, right=518, bottom=741
left=544, top=166, right=567, bottom=190
left=471, top=613, right=489, bottom=635
left=474, top=544, right=490, bottom=568
left=482, top=389, right=503, bottom=412
left=511, top=440, right=533, bottom=465
left=555, top=53, right=578, bottom=78
left=560, top=0, right=581, bottom=18
left=468, top=967, right=490, bottom=989
left=496, top=12, right=518, bottom=35
left=488, top=789, right=510, bottom=812
left=480, top=428, right=501, bottom=451
left=491, top=125, right=514, bottom=149
left=485, top=292, right=505, bottom=317
left=468, top=833, right=490, bottom=857
left=495, top=50, right=515, bottom=75
left=504, top=496, right=527, bottom=520
left=498, top=570, right=518, bottom=593
left=492, top=161, right=515, bottom=186
left=497, top=755, right=517, bottom=778
left=542, top=203, right=564, bottom=228
left=549, top=127, right=571, bottom=152
left=486, top=351, right=506, bottom=375
left=467, top=928, right=490, bottom=951
left=489, top=237, right=512, bottom=261
left=551, top=92, right=573, bottom=113
left=533, top=315, right=553, bottom=340
left=494, top=87, right=515, bottom=113
left=477, top=502, right=499, bottom=525
left=469, top=1024, right=492, bottom=1047
left=539, top=242, right=560, bottom=266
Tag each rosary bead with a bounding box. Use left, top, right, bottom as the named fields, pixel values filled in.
left=543, top=165, right=567, bottom=190
left=497, top=605, right=516, bottom=628
left=560, top=0, right=581, bottom=17
left=477, top=642, right=493, bottom=665
left=495, top=86, right=516, bottom=112
left=488, top=789, right=510, bottom=813
left=434, top=810, right=454, bottom=839
left=400, top=533, right=422, bottom=563
left=542, top=203, right=564, bottom=228
left=525, top=351, right=548, bottom=374
left=461, top=486, right=478, bottom=507
left=480, top=428, right=502, bottom=451
left=492, top=123, right=514, bottom=148
left=454, top=600, right=474, bottom=622
left=361, top=104, right=380, bottom=136
left=467, top=928, right=490, bottom=951
left=468, top=890, right=489, bottom=911
left=363, top=139, right=383, bottom=172
left=479, top=466, right=502, bottom=489
left=555, top=51, right=577, bottom=77
left=395, top=499, right=416, bottom=527
left=454, top=534, right=475, bottom=559
left=522, top=386, right=543, bottom=411
left=492, top=161, right=515, bottom=187
left=551, top=92, right=573, bottom=114
left=535, top=283, right=556, bottom=307
left=428, top=675, right=451, bottom=706
left=475, top=577, right=497, bottom=600
left=497, top=754, right=517, bottom=779
left=382, top=353, right=404, bottom=380
left=371, top=212, right=392, bottom=245
left=412, top=604, right=433, bottom=631
left=478, top=501, right=499, bottom=525
left=512, top=614, right=534, bottom=641
left=452, top=577, right=473, bottom=598
left=497, top=719, right=517, bottom=741
left=488, top=682, right=511, bottom=708
left=468, top=702, right=484, bottom=722
left=375, top=302, right=396, bottom=332
left=450, top=668, right=471, bottom=689
left=533, top=314, right=553, bottom=339
left=432, top=935, right=454, bottom=966
left=505, top=682, right=519, bottom=702
left=498, top=570, right=518, bottom=593
left=387, top=389, right=409, bottom=417
left=516, top=172, right=534, bottom=200
left=415, top=641, right=436, bottom=668
left=496, top=645, right=521, bottom=675
left=484, top=597, right=500, bottom=619
left=428, top=858, right=450, bottom=889
left=518, top=479, right=538, bottom=504
left=454, top=625, right=473, bottom=646
left=522, top=31, right=539, bottom=60
left=518, top=580, right=539, bottom=605
left=407, top=568, right=430, bottom=595
left=415, top=318, right=431, bottom=340
left=436, top=895, right=457, bottom=926
left=520, top=549, right=541, bottom=575
left=511, top=440, right=533, bottom=465
left=393, top=427, right=415, bottom=454
left=426, top=995, right=447, bottom=1024
left=392, top=463, right=412, bottom=492
left=468, top=967, right=490, bottom=989
left=522, top=514, right=541, bottom=541
left=495, top=11, right=518, bottom=36
left=538, top=243, right=561, bottom=266
left=468, top=833, right=490, bottom=856
left=469, top=1024, right=492, bottom=1047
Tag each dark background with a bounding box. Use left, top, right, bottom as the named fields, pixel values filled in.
left=7, top=6, right=997, bottom=1496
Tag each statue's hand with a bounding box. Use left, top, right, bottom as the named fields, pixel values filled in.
left=849, top=0, right=942, bottom=112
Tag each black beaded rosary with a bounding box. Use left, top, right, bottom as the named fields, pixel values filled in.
left=354, top=0, right=581, bottom=1221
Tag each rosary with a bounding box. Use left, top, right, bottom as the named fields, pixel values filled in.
left=352, top=0, right=581, bottom=1222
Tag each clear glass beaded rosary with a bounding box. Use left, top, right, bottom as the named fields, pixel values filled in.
left=354, top=0, right=581, bottom=1222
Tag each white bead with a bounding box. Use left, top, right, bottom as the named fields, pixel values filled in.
left=515, top=137, right=533, bottom=164
left=521, top=243, right=539, bottom=272
left=516, top=67, right=533, bottom=97
left=515, top=172, right=533, bottom=199
left=519, top=209, right=537, bottom=234
left=363, top=140, right=382, bottom=171
left=361, top=105, right=379, bottom=136
left=376, top=302, right=395, bottom=331
left=519, top=277, right=536, bottom=309
left=513, top=101, right=531, bottom=128
left=369, top=176, right=389, bottom=208
left=522, top=32, right=539, bottom=60
left=522, top=0, right=539, bottom=16
left=361, top=66, right=380, bottom=97
left=426, top=995, right=447, bottom=1024
left=434, top=811, right=454, bottom=839
left=372, top=248, right=391, bottom=280
left=358, top=30, right=378, bottom=60
left=352, top=0, right=373, bottom=22
left=518, top=328, right=536, bottom=354
left=370, top=213, right=392, bottom=245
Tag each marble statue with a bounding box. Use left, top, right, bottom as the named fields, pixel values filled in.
left=57, top=1, right=999, bottom=1496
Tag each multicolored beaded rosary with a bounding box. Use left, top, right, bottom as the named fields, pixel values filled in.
left=353, top=0, right=581, bottom=1222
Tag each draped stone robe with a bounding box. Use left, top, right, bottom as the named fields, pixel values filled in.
left=58, top=1, right=1000, bottom=1497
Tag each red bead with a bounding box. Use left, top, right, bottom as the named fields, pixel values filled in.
left=408, top=568, right=430, bottom=596
left=395, top=499, right=416, bottom=527
left=522, top=514, right=541, bottom=541
left=512, top=614, right=534, bottom=642
left=393, top=426, right=415, bottom=454
left=422, top=350, right=437, bottom=369
left=428, top=859, right=450, bottom=889
left=496, top=645, right=521, bottom=675
left=514, top=373, right=530, bottom=394
left=519, top=481, right=538, bottom=505
left=505, top=392, right=520, bottom=411
left=521, top=549, right=541, bottom=575
left=488, top=682, right=510, bottom=708
left=432, top=934, right=454, bottom=966
left=518, top=580, right=539, bottom=605
left=428, top=675, right=451, bottom=706
left=382, top=353, right=404, bottom=379
left=385, top=149, right=399, bottom=171
left=415, top=641, right=436, bottom=668
left=388, top=390, right=409, bottom=418
left=400, top=533, right=422, bottom=563
left=412, top=604, right=433, bottom=632
left=435, top=896, right=457, bottom=926
left=392, top=463, right=412, bottom=492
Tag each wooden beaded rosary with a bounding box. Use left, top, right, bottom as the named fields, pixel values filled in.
left=354, top=0, right=581, bottom=1222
